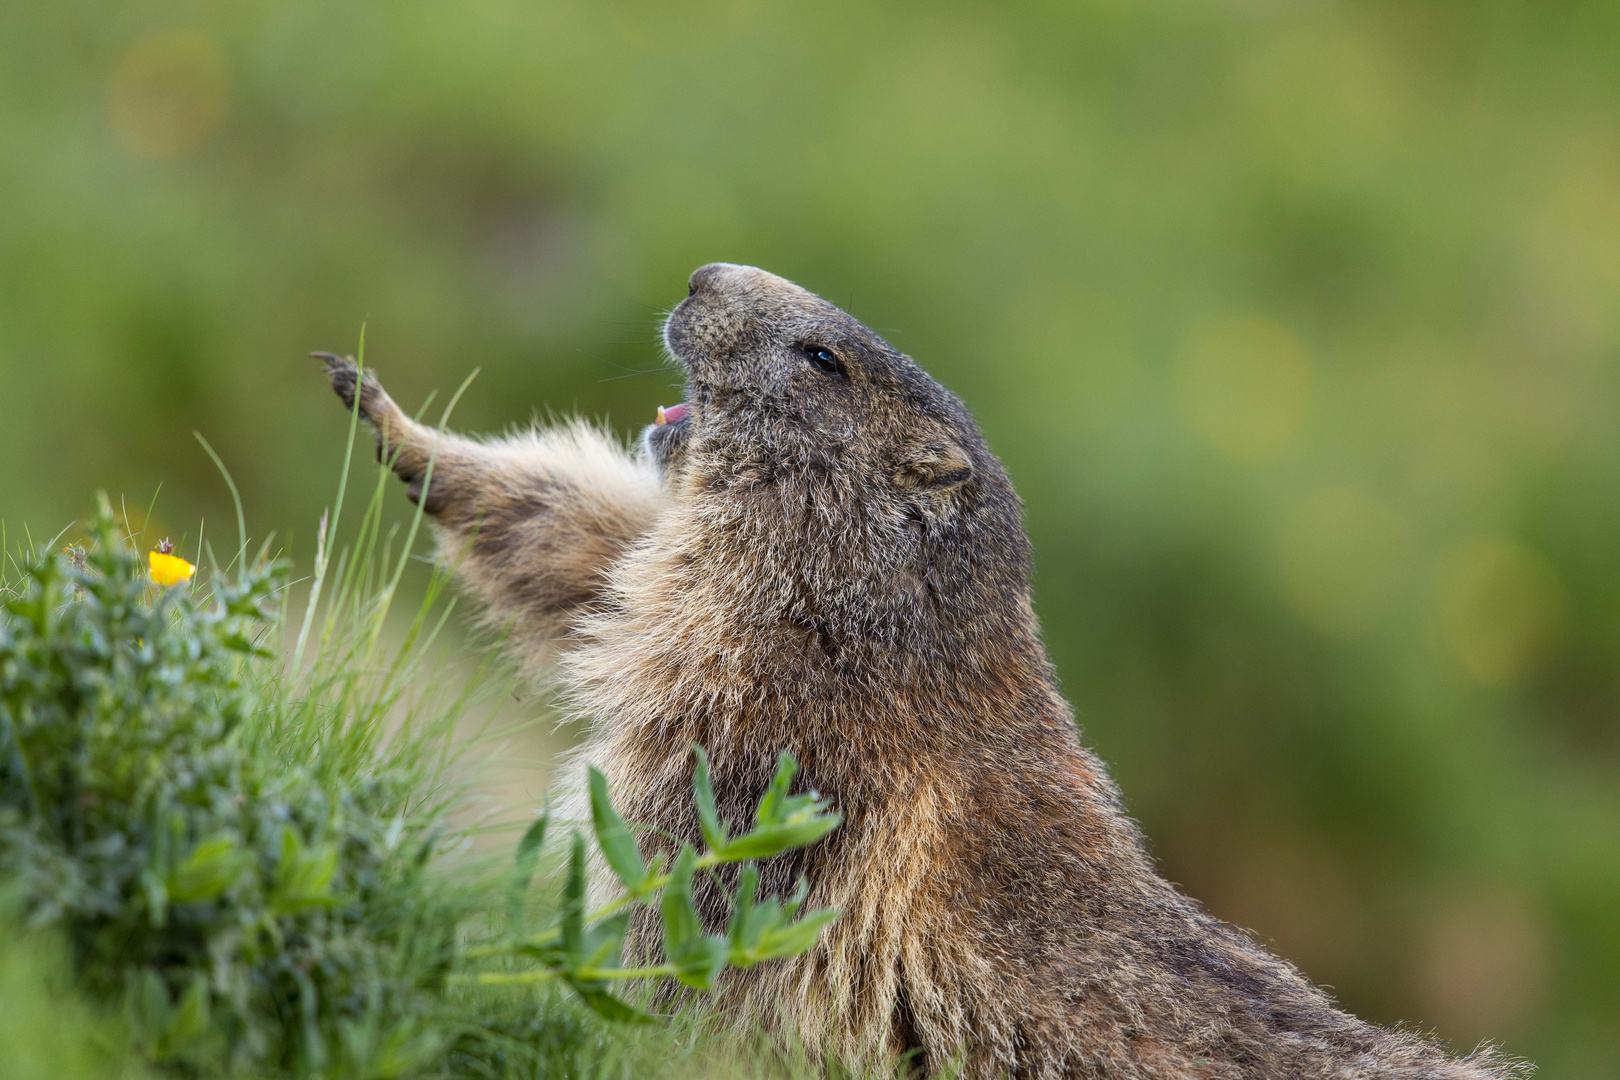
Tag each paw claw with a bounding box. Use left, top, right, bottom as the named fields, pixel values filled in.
left=311, top=350, right=363, bottom=412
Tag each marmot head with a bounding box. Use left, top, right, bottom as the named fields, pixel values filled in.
left=641, top=263, right=1033, bottom=663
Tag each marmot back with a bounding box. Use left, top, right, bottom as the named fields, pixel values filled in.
left=318, top=263, right=1526, bottom=1079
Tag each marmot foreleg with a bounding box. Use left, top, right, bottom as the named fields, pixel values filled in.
left=314, top=353, right=667, bottom=660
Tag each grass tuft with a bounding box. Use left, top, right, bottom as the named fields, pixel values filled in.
left=0, top=438, right=870, bottom=1078
left=0, top=491, right=477, bottom=1076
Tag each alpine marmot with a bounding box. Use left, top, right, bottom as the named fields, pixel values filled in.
left=317, top=262, right=1523, bottom=1079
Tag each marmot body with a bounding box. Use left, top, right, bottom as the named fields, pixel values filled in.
left=319, top=263, right=1522, bottom=1079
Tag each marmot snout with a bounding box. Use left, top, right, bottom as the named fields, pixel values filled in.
left=318, top=264, right=1525, bottom=1080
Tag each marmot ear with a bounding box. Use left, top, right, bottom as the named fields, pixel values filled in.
left=896, top=441, right=974, bottom=493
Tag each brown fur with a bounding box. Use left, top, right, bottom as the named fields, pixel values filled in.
left=316, top=265, right=1527, bottom=1079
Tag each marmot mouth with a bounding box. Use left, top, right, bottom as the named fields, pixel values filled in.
left=642, top=400, right=692, bottom=478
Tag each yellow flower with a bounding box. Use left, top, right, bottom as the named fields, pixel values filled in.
left=149, top=549, right=196, bottom=587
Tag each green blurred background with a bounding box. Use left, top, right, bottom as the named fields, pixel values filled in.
left=3, top=1, right=1617, bottom=1073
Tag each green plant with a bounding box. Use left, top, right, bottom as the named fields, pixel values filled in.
left=0, top=472, right=844, bottom=1077
left=463, top=747, right=841, bottom=1021
left=0, top=496, right=463, bottom=1077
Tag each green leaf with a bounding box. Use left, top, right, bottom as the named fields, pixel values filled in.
left=752, top=908, right=841, bottom=961
left=582, top=910, right=631, bottom=971
left=343, top=1017, right=445, bottom=1079
left=726, top=864, right=763, bottom=961
left=220, top=632, right=275, bottom=658
left=753, top=750, right=799, bottom=827
left=703, top=750, right=842, bottom=862
left=158, top=975, right=211, bottom=1060
left=293, top=968, right=326, bottom=1071
left=508, top=809, right=549, bottom=936
left=726, top=872, right=839, bottom=967
left=513, top=936, right=569, bottom=967
left=273, top=827, right=340, bottom=914
left=673, top=934, right=729, bottom=991
left=372, top=1024, right=445, bottom=1079
left=725, top=867, right=842, bottom=965
left=709, top=815, right=842, bottom=862
left=560, top=832, right=588, bottom=964
left=567, top=981, right=656, bottom=1024
left=660, top=845, right=727, bottom=990
left=514, top=809, right=550, bottom=872
left=139, top=867, right=169, bottom=928
left=132, top=968, right=173, bottom=1049
left=166, top=833, right=242, bottom=903
left=660, top=844, right=702, bottom=951
left=588, top=767, right=647, bottom=892
left=691, top=745, right=729, bottom=852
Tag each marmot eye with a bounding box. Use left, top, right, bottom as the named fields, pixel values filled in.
left=803, top=345, right=843, bottom=376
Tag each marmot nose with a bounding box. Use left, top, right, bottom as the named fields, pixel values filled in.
left=687, top=263, right=732, bottom=297
left=687, top=262, right=772, bottom=299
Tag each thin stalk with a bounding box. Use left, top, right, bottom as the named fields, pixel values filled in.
left=193, top=432, right=247, bottom=585
left=464, top=849, right=735, bottom=960
left=363, top=367, right=480, bottom=665
left=455, top=964, right=678, bottom=987
left=293, top=324, right=366, bottom=671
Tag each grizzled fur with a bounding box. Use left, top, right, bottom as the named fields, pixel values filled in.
left=317, top=264, right=1525, bottom=1079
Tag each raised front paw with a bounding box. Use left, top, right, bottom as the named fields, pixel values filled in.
left=312, top=351, right=384, bottom=420
left=311, top=349, right=411, bottom=456
left=311, top=351, right=447, bottom=513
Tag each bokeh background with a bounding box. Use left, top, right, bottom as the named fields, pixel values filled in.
left=3, top=1, right=1618, bottom=1073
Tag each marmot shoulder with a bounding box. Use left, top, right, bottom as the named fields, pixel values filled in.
left=318, top=264, right=1525, bottom=1080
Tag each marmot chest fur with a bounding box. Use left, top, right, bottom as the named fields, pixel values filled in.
left=319, top=263, right=1522, bottom=1080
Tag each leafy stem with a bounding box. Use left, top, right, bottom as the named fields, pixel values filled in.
left=465, top=746, right=843, bottom=1022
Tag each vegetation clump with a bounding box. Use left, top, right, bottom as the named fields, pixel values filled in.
left=1, top=498, right=457, bottom=1075
left=0, top=490, right=842, bottom=1079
